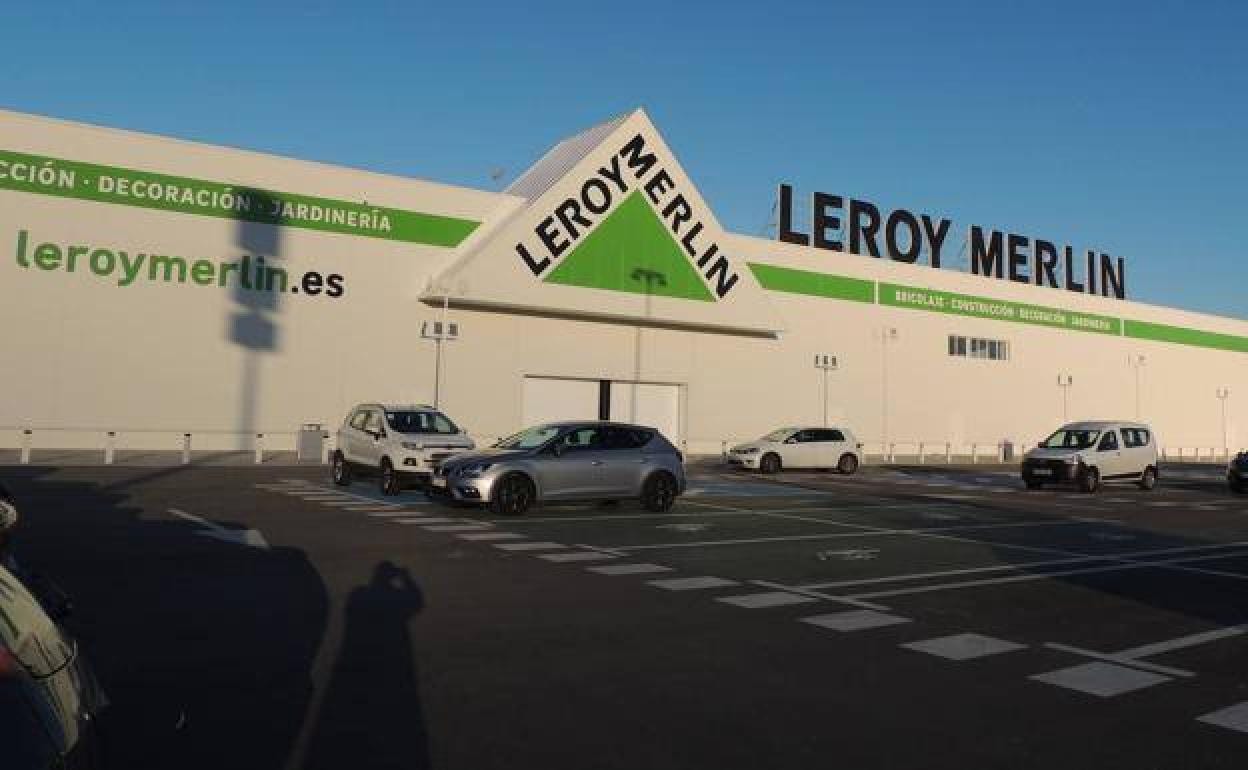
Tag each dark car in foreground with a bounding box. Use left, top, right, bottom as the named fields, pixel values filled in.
left=433, top=421, right=686, bottom=516
left=1, top=485, right=108, bottom=770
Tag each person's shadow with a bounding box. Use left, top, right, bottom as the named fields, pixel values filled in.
left=304, top=561, right=429, bottom=770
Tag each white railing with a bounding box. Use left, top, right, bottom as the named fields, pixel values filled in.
left=0, top=426, right=309, bottom=465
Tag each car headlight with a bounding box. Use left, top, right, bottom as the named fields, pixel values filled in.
left=460, top=463, right=494, bottom=478
left=401, top=442, right=424, bottom=451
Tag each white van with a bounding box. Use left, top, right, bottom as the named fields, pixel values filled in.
left=1021, top=421, right=1158, bottom=493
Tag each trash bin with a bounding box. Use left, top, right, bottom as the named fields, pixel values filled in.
left=298, top=424, right=324, bottom=462
left=1001, top=440, right=1015, bottom=462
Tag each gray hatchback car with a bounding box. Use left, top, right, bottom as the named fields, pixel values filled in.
left=432, top=421, right=686, bottom=516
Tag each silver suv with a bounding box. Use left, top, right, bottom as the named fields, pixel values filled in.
left=332, top=403, right=475, bottom=495
left=433, top=421, right=686, bottom=516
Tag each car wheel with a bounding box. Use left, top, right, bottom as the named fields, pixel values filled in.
left=490, top=473, right=535, bottom=516
left=1079, top=466, right=1100, bottom=494
left=837, top=453, right=859, bottom=475
left=760, top=453, right=782, bottom=475
left=1138, top=466, right=1157, bottom=491
left=380, top=459, right=401, bottom=496
left=331, top=452, right=351, bottom=486
left=641, top=472, right=678, bottom=513
left=1024, top=479, right=1043, bottom=490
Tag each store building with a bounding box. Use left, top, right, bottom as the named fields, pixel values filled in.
left=2, top=108, right=1244, bottom=457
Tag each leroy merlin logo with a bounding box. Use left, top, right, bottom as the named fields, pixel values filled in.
left=513, top=133, right=739, bottom=301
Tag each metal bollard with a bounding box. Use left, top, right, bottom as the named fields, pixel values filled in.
left=998, top=442, right=1005, bottom=463
left=105, top=431, right=116, bottom=465
left=887, top=443, right=895, bottom=463
left=182, top=433, right=192, bottom=465
left=945, top=442, right=952, bottom=464
left=918, top=443, right=925, bottom=464
left=20, top=429, right=32, bottom=464
left=971, top=443, right=978, bottom=464
left=254, top=434, right=264, bottom=465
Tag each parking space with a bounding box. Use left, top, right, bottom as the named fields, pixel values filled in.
left=8, top=460, right=1248, bottom=768
left=273, top=463, right=1248, bottom=743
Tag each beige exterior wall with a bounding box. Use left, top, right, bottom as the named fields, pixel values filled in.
left=2, top=109, right=1244, bottom=457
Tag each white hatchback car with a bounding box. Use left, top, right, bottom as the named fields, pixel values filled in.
left=1021, top=420, right=1159, bottom=493
left=728, top=427, right=862, bottom=474
left=332, top=403, right=475, bottom=494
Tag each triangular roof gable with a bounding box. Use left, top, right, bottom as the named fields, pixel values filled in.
left=434, top=109, right=781, bottom=335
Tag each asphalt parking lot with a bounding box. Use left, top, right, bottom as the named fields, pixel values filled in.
left=6, top=461, right=1248, bottom=769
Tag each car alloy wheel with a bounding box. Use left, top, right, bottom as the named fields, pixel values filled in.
left=642, top=473, right=677, bottom=513
left=760, top=453, right=781, bottom=475
left=1080, top=467, right=1100, bottom=494
left=838, top=454, right=859, bottom=475
left=380, top=461, right=400, bottom=496
left=492, top=474, right=534, bottom=516
left=332, top=453, right=351, bottom=486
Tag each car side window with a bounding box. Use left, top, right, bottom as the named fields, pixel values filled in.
left=821, top=429, right=846, bottom=442
left=558, top=427, right=603, bottom=452
left=793, top=430, right=816, bottom=443
left=1097, top=431, right=1119, bottom=451
left=603, top=427, right=652, bottom=450
left=1122, top=429, right=1140, bottom=448
left=1138, top=430, right=1151, bottom=446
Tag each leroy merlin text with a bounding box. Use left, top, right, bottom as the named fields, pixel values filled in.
left=12, top=230, right=345, bottom=297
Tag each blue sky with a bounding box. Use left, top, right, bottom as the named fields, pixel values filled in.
left=5, top=0, right=1245, bottom=318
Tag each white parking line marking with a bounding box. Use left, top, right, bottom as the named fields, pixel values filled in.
left=458, top=532, right=526, bottom=541
left=1197, top=701, right=1248, bottom=734
left=540, top=551, right=619, bottom=563
left=367, top=511, right=429, bottom=518
left=902, top=633, right=1026, bottom=660
left=1030, top=662, right=1170, bottom=697
left=610, top=519, right=1084, bottom=552
left=495, top=542, right=568, bottom=551
left=587, top=563, right=674, bottom=575
left=800, top=610, right=911, bottom=632
left=647, top=576, right=740, bottom=591
left=716, top=591, right=819, bottom=609
left=1043, top=643, right=1194, bottom=678
left=424, top=524, right=493, bottom=532
left=1120, top=626, right=1248, bottom=658
left=394, top=517, right=457, bottom=524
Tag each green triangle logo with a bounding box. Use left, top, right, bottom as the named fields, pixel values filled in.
left=543, top=191, right=715, bottom=301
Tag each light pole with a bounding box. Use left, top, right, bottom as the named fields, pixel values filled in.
left=1128, top=354, right=1146, bottom=420
left=421, top=292, right=459, bottom=409
left=1217, top=387, right=1230, bottom=458
left=1057, top=374, right=1074, bottom=422
left=628, top=268, right=666, bottom=421
left=880, top=327, right=898, bottom=453
left=814, top=354, right=839, bottom=427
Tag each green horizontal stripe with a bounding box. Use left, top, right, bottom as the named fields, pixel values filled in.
left=1124, top=319, right=1248, bottom=353
left=0, top=148, right=479, bottom=247
left=748, top=263, right=875, bottom=303
left=880, top=282, right=1122, bottom=335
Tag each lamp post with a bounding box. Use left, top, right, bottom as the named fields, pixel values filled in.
left=881, top=327, right=898, bottom=453
left=814, top=354, right=839, bottom=427
left=421, top=292, right=459, bottom=409
left=1128, top=354, right=1146, bottom=420
left=1217, top=387, right=1230, bottom=458
left=628, top=268, right=667, bottom=421
left=1057, top=374, right=1074, bottom=422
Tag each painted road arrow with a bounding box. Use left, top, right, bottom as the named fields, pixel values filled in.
left=169, top=508, right=269, bottom=549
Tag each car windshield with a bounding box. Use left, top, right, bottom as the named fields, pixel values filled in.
left=495, top=425, right=562, bottom=450
left=1040, top=429, right=1101, bottom=450
left=385, top=411, right=458, bottom=435
left=761, top=428, right=794, bottom=442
